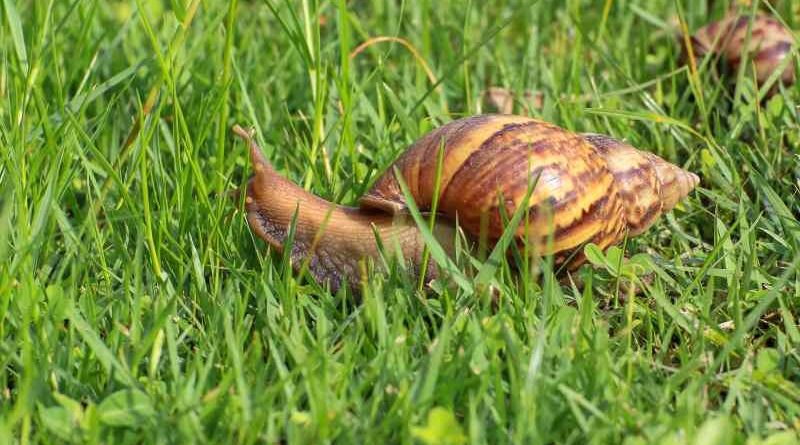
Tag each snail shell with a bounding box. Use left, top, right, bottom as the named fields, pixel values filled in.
left=237, top=115, right=699, bottom=293
left=362, top=115, right=698, bottom=266
left=687, top=13, right=795, bottom=88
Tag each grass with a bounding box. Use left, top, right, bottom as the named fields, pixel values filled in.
left=2, top=0, right=800, bottom=443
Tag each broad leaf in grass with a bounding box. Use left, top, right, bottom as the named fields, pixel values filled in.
left=98, top=389, right=155, bottom=427
left=411, top=407, right=467, bottom=445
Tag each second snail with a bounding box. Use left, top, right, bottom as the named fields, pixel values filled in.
left=684, top=11, right=795, bottom=92
left=236, top=115, right=699, bottom=293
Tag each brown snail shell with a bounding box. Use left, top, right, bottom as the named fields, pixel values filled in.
left=236, top=115, right=699, bottom=293
left=686, top=13, right=795, bottom=89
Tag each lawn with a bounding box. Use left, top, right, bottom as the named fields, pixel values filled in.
left=2, top=0, right=800, bottom=443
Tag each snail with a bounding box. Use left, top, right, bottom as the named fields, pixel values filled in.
left=684, top=12, right=795, bottom=90
left=235, top=114, right=699, bottom=293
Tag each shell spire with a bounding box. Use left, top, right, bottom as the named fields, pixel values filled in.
left=644, top=152, right=700, bottom=212
left=581, top=133, right=698, bottom=236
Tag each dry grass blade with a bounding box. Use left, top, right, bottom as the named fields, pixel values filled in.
left=350, top=36, right=441, bottom=95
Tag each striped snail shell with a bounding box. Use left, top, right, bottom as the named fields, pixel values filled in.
left=686, top=13, right=795, bottom=89
left=236, top=114, right=699, bottom=293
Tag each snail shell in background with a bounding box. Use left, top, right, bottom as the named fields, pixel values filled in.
left=687, top=13, right=795, bottom=89
left=236, top=115, right=699, bottom=293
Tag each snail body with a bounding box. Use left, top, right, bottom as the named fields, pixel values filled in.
left=687, top=13, right=795, bottom=89
left=237, top=115, right=698, bottom=293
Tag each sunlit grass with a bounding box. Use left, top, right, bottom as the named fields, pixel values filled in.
left=1, top=0, right=799, bottom=443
